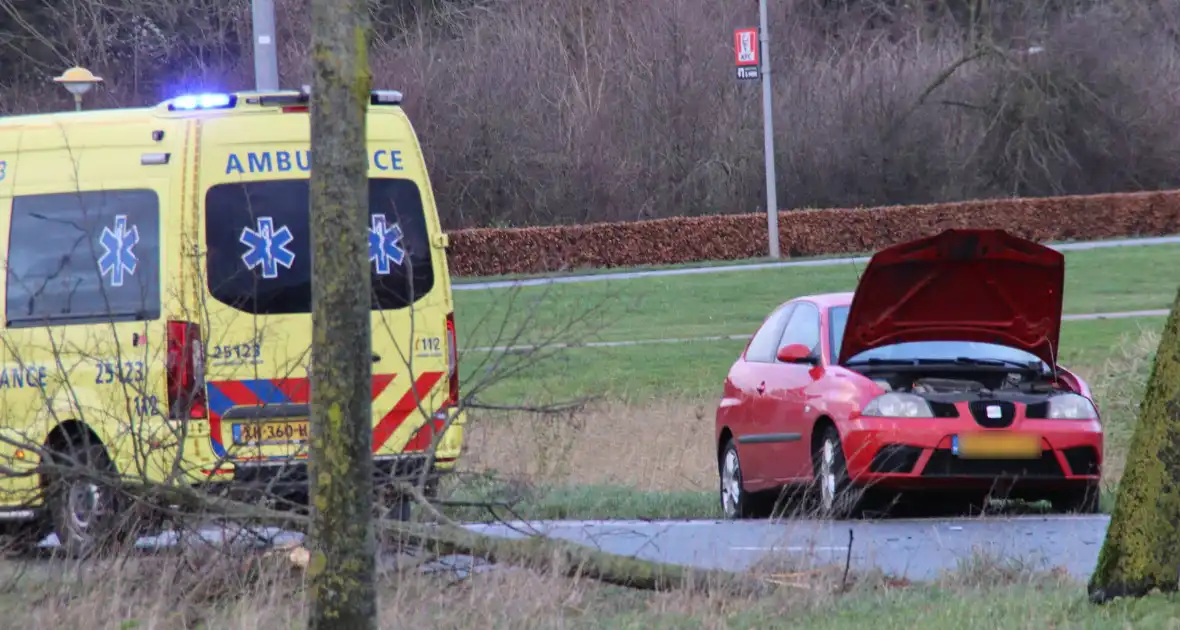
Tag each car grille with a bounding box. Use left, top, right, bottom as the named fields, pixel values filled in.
left=928, top=401, right=960, bottom=418
left=967, top=400, right=1016, bottom=428
left=921, top=449, right=1065, bottom=478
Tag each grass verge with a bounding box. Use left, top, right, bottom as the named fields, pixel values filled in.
left=466, top=315, right=1165, bottom=405
left=453, top=242, right=1180, bottom=348
left=3, top=547, right=1179, bottom=628
left=450, top=327, right=1158, bottom=521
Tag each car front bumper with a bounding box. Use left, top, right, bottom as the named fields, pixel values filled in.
left=837, top=416, right=1103, bottom=491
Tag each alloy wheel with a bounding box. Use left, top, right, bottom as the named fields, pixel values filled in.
left=67, top=480, right=105, bottom=533
left=819, top=438, right=838, bottom=512
left=720, top=447, right=743, bottom=518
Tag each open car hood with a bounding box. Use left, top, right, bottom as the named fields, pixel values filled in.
left=836, top=229, right=1065, bottom=367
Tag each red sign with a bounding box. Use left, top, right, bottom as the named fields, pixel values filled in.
left=734, top=28, right=759, bottom=67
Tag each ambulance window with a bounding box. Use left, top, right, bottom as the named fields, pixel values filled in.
left=5, top=189, right=161, bottom=327
left=204, top=178, right=435, bottom=315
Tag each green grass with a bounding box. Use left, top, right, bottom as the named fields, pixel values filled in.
left=439, top=481, right=721, bottom=522
left=581, top=587, right=1180, bottom=630
left=453, top=242, right=1180, bottom=349
left=437, top=482, right=1120, bottom=523
left=699, top=585, right=1180, bottom=630
left=15, top=552, right=1180, bottom=628
left=463, top=315, right=1166, bottom=405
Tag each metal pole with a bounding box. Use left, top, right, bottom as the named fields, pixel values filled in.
left=759, top=0, right=781, bottom=259
left=252, top=0, right=280, bottom=91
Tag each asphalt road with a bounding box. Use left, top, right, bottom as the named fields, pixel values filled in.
left=30, top=514, right=1109, bottom=582
left=454, top=235, right=1180, bottom=291
left=464, top=514, right=1111, bottom=581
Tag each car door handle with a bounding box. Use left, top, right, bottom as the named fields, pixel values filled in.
left=372, top=354, right=382, bottom=363
left=756, top=382, right=766, bottom=395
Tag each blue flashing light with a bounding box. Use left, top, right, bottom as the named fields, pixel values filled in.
left=168, top=93, right=235, bottom=111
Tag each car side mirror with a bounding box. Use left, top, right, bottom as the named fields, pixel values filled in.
left=776, top=343, right=816, bottom=364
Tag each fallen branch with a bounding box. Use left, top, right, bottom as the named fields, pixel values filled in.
left=114, top=477, right=775, bottom=596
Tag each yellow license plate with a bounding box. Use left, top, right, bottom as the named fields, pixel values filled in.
left=955, top=433, right=1041, bottom=459
left=233, top=420, right=309, bottom=444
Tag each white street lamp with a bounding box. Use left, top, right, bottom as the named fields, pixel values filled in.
left=53, top=67, right=103, bottom=111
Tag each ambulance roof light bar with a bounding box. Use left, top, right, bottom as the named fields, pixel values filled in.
left=167, top=93, right=237, bottom=111
left=251, top=85, right=403, bottom=107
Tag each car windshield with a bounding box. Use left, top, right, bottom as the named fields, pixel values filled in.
left=827, top=305, right=1049, bottom=369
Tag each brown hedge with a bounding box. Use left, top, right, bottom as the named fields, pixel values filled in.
left=445, top=190, right=1180, bottom=277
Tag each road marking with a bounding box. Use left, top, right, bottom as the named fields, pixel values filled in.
left=454, top=235, right=1180, bottom=291
left=462, top=309, right=1170, bottom=353
left=731, top=546, right=849, bottom=552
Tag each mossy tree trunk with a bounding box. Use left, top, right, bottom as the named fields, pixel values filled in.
left=1089, top=285, right=1180, bottom=603
left=306, top=0, right=377, bottom=627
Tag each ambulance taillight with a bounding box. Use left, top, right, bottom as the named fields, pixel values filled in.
left=445, top=312, right=459, bottom=408
left=166, top=320, right=208, bottom=420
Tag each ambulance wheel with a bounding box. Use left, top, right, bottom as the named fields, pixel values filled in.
left=386, top=492, right=412, bottom=522
left=0, top=520, right=52, bottom=557
left=44, top=440, right=126, bottom=558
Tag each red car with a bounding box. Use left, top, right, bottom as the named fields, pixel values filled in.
left=715, top=229, right=1104, bottom=519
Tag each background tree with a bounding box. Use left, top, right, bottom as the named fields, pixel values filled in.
left=305, top=0, right=378, bottom=627
left=1088, top=285, right=1180, bottom=602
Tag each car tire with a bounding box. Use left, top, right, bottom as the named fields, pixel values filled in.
left=812, top=426, right=866, bottom=519
left=43, top=440, right=126, bottom=558
left=719, top=440, right=775, bottom=519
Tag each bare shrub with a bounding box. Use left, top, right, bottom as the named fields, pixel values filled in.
left=461, top=398, right=715, bottom=491
left=5, top=1, right=1180, bottom=229
left=1071, top=327, right=1161, bottom=488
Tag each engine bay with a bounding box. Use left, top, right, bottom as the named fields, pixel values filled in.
left=864, top=367, right=1074, bottom=404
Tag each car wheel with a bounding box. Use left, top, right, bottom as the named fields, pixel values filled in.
left=719, top=440, right=775, bottom=519
left=43, top=441, right=125, bottom=558
left=813, top=426, right=864, bottom=519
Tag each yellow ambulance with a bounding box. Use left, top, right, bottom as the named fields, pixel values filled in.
left=0, top=88, right=466, bottom=555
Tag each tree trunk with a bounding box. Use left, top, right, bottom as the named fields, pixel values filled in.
left=306, top=0, right=377, bottom=627
left=1088, top=286, right=1180, bottom=603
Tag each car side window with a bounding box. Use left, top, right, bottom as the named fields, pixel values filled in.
left=777, top=302, right=821, bottom=358
left=745, top=304, right=795, bottom=363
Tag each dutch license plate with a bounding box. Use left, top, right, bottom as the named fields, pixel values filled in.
left=953, top=432, right=1041, bottom=459
left=232, top=420, right=309, bottom=444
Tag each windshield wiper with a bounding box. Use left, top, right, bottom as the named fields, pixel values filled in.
left=948, top=356, right=1043, bottom=370
left=843, top=358, right=919, bottom=366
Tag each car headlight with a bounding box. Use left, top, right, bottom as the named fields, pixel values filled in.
left=1047, top=393, right=1099, bottom=420
left=861, top=392, right=933, bottom=418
